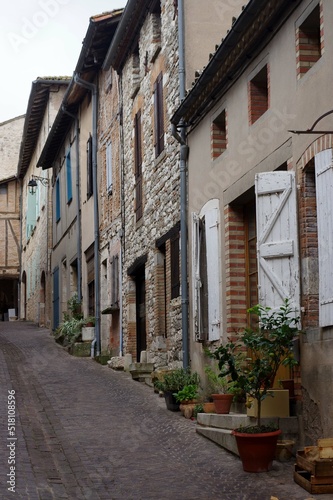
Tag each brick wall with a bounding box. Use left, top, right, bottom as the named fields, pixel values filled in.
left=224, top=204, right=247, bottom=340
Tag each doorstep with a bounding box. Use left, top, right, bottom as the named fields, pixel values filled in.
left=196, top=413, right=299, bottom=456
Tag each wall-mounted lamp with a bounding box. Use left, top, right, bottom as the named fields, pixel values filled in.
left=28, top=175, right=49, bottom=194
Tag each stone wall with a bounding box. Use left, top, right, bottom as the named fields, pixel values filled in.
left=0, top=115, right=25, bottom=181
left=120, top=1, right=182, bottom=367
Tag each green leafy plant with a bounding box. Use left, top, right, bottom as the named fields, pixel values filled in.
left=193, top=403, right=204, bottom=418
left=209, top=299, right=301, bottom=431
left=173, top=384, right=199, bottom=403
left=154, top=368, right=200, bottom=393
left=204, top=364, right=231, bottom=395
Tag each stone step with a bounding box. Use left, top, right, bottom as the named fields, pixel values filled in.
left=196, top=426, right=239, bottom=456
left=196, top=413, right=300, bottom=454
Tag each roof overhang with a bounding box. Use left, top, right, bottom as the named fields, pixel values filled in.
left=103, top=0, right=156, bottom=72
left=171, top=0, right=303, bottom=130
left=17, top=78, right=71, bottom=179
left=36, top=10, right=123, bottom=170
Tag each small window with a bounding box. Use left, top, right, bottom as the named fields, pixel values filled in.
left=211, top=109, right=227, bottom=159
left=66, top=149, right=72, bottom=203
left=55, top=177, right=61, bottom=222
left=154, top=72, right=164, bottom=157
left=134, top=110, right=143, bottom=221
left=106, top=142, right=113, bottom=194
left=296, top=4, right=322, bottom=79
left=87, top=136, right=93, bottom=198
left=0, top=184, right=8, bottom=195
left=248, top=65, right=269, bottom=125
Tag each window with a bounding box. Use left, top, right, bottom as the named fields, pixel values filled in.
left=248, top=64, right=269, bottom=124
left=296, top=4, right=322, bottom=79
left=154, top=72, right=164, bottom=157
left=55, top=177, right=61, bottom=222
left=211, top=109, right=227, bottom=159
left=0, top=184, right=7, bottom=195
left=88, top=281, right=95, bottom=317
left=134, top=110, right=143, bottom=221
left=170, top=233, right=180, bottom=299
left=192, top=201, right=221, bottom=341
left=106, top=142, right=113, bottom=194
left=110, top=254, right=119, bottom=310
left=87, top=135, right=93, bottom=198
left=66, top=149, right=72, bottom=203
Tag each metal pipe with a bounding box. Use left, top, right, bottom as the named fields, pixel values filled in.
left=74, top=73, right=101, bottom=357
left=177, top=0, right=189, bottom=369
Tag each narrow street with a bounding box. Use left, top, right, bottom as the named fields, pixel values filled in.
left=0, top=322, right=322, bottom=500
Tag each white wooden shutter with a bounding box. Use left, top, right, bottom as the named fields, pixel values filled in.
left=255, top=171, right=300, bottom=315
left=205, top=208, right=221, bottom=341
left=192, top=213, right=201, bottom=340
left=315, top=149, right=333, bottom=327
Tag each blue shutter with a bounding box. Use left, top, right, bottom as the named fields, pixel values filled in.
left=66, top=150, right=72, bottom=203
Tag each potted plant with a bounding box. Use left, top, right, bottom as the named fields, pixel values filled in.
left=204, top=364, right=234, bottom=414
left=173, top=384, right=199, bottom=419
left=154, top=368, right=200, bottom=411
left=210, top=299, right=301, bottom=472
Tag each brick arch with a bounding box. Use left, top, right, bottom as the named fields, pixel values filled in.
left=295, top=136, right=333, bottom=331
left=297, top=134, right=333, bottom=170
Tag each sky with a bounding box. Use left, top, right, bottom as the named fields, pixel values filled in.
left=0, top=0, right=126, bottom=123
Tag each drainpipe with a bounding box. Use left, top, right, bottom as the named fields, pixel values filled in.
left=74, top=73, right=101, bottom=357
left=62, top=106, right=82, bottom=303
left=174, top=0, right=189, bottom=369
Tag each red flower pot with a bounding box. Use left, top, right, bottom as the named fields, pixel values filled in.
left=212, top=394, right=233, bottom=414
left=232, top=428, right=282, bottom=472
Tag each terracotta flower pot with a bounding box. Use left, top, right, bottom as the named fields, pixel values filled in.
left=212, top=394, right=233, bottom=414
left=232, top=428, right=282, bottom=472
left=203, top=402, right=216, bottom=413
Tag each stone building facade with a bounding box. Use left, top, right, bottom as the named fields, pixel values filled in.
left=17, top=78, right=70, bottom=325
left=0, top=115, right=24, bottom=320
left=103, top=0, right=244, bottom=367
left=98, top=65, right=122, bottom=355
left=172, top=0, right=333, bottom=442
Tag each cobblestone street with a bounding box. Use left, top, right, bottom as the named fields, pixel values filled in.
left=0, top=322, right=326, bottom=500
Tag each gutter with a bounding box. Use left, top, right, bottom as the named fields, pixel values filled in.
left=172, top=0, right=189, bottom=369
left=74, top=73, right=101, bottom=357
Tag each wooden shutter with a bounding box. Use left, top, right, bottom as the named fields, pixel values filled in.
left=26, top=191, right=37, bottom=238
left=192, top=209, right=221, bottom=342
left=106, top=142, right=112, bottom=193
left=255, top=171, right=300, bottom=315
left=205, top=208, right=221, bottom=341
left=110, top=254, right=119, bottom=310
left=66, top=150, right=72, bottom=202
left=170, top=233, right=180, bottom=299
left=315, top=149, right=333, bottom=327
left=154, top=73, right=164, bottom=157
left=87, top=136, right=93, bottom=197
left=192, top=213, right=202, bottom=340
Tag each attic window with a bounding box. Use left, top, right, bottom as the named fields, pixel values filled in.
left=211, top=109, right=227, bottom=159
left=248, top=64, right=269, bottom=125
left=296, top=4, right=322, bottom=79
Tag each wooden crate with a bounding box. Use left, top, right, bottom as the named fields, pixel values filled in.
left=296, top=450, right=333, bottom=477
left=318, top=438, right=333, bottom=459
left=294, top=466, right=333, bottom=494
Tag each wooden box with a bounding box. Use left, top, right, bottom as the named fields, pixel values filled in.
left=296, top=449, right=333, bottom=477
left=294, top=466, right=333, bottom=494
